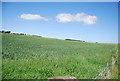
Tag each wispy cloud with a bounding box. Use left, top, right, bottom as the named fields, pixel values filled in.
left=19, top=14, right=49, bottom=21
left=56, top=13, right=98, bottom=25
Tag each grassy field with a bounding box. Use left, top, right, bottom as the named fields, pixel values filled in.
left=2, top=33, right=118, bottom=79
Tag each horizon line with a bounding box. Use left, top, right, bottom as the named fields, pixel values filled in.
left=1, top=30, right=118, bottom=44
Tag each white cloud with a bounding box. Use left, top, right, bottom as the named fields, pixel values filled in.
left=19, top=14, right=49, bottom=21
left=56, top=13, right=98, bottom=25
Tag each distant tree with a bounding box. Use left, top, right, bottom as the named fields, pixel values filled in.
left=65, top=39, right=82, bottom=42
left=0, top=30, right=11, bottom=33
left=0, top=30, right=5, bottom=33
left=65, top=39, right=72, bottom=40
left=12, top=33, right=16, bottom=34
left=20, top=33, right=24, bottom=35
left=96, top=42, right=98, bottom=43
left=2, top=30, right=5, bottom=33
left=37, top=36, right=42, bottom=37
left=15, top=33, right=19, bottom=35
left=4, top=31, right=11, bottom=33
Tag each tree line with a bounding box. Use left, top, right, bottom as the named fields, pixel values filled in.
left=1, top=30, right=98, bottom=43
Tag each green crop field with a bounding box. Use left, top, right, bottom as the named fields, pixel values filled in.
left=2, top=33, right=118, bottom=79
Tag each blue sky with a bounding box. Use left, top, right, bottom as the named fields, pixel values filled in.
left=2, top=2, right=118, bottom=43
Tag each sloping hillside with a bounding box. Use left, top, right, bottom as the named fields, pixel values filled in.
left=2, top=33, right=117, bottom=79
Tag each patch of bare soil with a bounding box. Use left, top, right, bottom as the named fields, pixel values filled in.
left=48, top=76, right=79, bottom=81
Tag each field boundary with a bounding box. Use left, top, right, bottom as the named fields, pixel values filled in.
left=93, top=49, right=118, bottom=80
left=94, top=61, right=111, bottom=80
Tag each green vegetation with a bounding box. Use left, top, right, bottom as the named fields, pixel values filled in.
left=2, top=33, right=118, bottom=79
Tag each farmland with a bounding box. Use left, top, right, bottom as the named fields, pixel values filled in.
left=2, top=33, right=118, bottom=79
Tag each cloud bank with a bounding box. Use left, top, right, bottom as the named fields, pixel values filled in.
left=19, top=13, right=98, bottom=25
left=19, top=14, right=49, bottom=21
left=56, top=13, right=98, bottom=25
